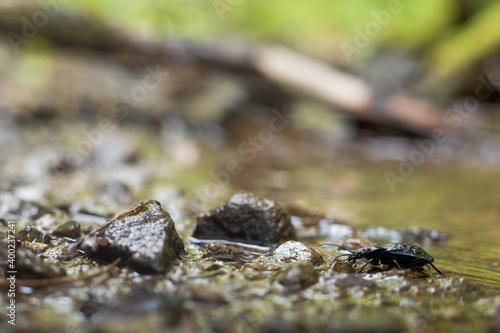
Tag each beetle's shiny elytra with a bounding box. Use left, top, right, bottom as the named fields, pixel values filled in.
left=321, top=243, right=445, bottom=277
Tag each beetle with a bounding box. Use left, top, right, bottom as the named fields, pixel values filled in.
left=320, top=242, right=445, bottom=277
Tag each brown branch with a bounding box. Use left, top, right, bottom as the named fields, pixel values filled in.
left=0, top=5, right=452, bottom=135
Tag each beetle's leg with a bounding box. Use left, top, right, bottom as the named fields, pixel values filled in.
left=356, top=258, right=376, bottom=274
left=392, top=259, right=403, bottom=271
left=428, top=263, right=446, bottom=277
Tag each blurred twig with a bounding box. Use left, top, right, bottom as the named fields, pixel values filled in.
left=0, top=5, right=452, bottom=136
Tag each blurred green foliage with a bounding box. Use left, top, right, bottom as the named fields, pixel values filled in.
left=428, top=0, right=500, bottom=77
left=15, top=0, right=500, bottom=77
left=67, top=0, right=456, bottom=56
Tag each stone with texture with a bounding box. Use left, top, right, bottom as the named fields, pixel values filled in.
left=80, top=200, right=184, bottom=273
left=254, top=241, right=324, bottom=268
left=192, top=193, right=296, bottom=247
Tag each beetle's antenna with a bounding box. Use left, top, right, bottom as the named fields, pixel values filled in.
left=318, top=243, right=354, bottom=253
left=333, top=253, right=351, bottom=260
left=428, top=263, right=446, bottom=277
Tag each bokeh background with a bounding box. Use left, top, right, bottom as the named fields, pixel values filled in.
left=1, top=0, right=500, bottom=331
left=1, top=0, right=499, bottom=208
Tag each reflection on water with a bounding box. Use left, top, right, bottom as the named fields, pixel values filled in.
left=236, top=160, right=500, bottom=289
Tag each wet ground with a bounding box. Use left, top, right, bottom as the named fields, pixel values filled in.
left=1, top=119, right=500, bottom=332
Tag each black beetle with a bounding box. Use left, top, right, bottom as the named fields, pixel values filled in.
left=320, top=243, right=445, bottom=277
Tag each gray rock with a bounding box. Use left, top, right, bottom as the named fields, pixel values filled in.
left=192, top=192, right=296, bottom=247
left=80, top=200, right=184, bottom=274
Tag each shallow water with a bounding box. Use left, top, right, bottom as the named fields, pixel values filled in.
left=265, top=163, right=500, bottom=290
left=165, top=137, right=500, bottom=290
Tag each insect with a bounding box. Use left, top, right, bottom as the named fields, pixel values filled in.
left=320, top=243, right=445, bottom=277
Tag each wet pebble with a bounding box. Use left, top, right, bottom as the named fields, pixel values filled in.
left=80, top=200, right=185, bottom=273
left=253, top=241, right=324, bottom=269
left=192, top=192, right=296, bottom=247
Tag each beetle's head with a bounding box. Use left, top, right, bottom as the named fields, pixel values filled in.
left=344, top=251, right=363, bottom=264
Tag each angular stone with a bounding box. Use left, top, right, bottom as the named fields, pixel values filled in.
left=80, top=200, right=184, bottom=274
left=192, top=193, right=296, bottom=247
